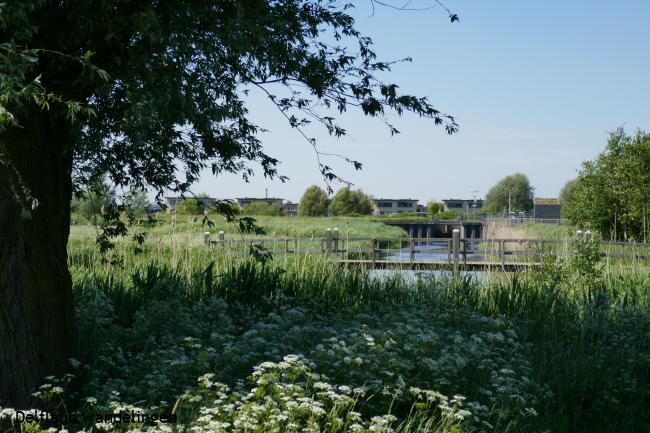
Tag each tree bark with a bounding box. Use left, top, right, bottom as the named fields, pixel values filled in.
left=0, top=109, right=76, bottom=406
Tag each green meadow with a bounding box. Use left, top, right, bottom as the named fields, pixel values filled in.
left=22, top=218, right=644, bottom=433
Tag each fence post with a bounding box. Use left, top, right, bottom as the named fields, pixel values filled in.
left=447, top=239, right=452, bottom=263
left=585, top=230, right=592, bottom=242
left=218, top=231, right=225, bottom=241
left=333, top=227, right=339, bottom=254
left=325, top=228, right=332, bottom=253
left=499, top=240, right=505, bottom=265
left=371, top=238, right=377, bottom=266
left=452, top=229, right=460, bottom=277
left=409, top=238, right=415, bottom=264
left=204, top=232, right=211, bottom=246
left=576, top=229, right=584, bottom=240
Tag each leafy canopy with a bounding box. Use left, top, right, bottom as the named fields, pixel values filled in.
left=329, top=186, right=373, bottom=216
left=299, top=185, right=329, bottom=216
left=563, top=128, right=650, bottom=241
left=1, top=0, right=458, bottom=203
left=484, top=173, right=534, bottom=214
left=242, top=201, right=284, bottom=216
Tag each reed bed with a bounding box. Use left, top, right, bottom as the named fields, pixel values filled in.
left=6, top=225, right=644, bottom=433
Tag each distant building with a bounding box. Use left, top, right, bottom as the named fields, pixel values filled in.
left=284, top=201, right=299, bottom=217
left=533, top=198, right=561, bottom=219
left=372, top=198, right=419, bottom=216
left=164, top=196, right=218, bottom=213
left=235, top=197, right=300, bottom=216
left=442, top=199, right=483, bottom=214
left=235, top=197, right=284, bottom=208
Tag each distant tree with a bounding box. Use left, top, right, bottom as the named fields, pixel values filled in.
left=122, top=189, right=149, bottom=218
left=559, top=179, right=580, bottom=220
left=175, top=198, right=204, bottom=215
left=329, top=187, right=373, bottom=216
left=299, top=185, right=330, bottom=216
left=71, top=181, right=115, bottom=224
left=427, top=201, right=444, bottom=215
left=484, top=173, right=535, bottom=214
left=564, top=128, right=650, bottom=241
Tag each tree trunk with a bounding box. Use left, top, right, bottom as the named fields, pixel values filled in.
left=0, top=109, right=76, bottom=406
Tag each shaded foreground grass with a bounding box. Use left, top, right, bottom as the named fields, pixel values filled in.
left=2, top=235, right=649, bottom=433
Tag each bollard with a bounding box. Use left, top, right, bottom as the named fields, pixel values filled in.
left=452, top=229, right=460, bottom=277
left=203, top=232, right=211, bottom=246
left=218, top=231, right=225, bottom=241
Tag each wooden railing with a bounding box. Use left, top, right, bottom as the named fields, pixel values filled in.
left=203, top=231, right=650, bottom=269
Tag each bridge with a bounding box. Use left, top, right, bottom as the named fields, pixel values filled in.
left=203, top=231, right=650, bottom=272
left=383, top=219, right=483, bottom=239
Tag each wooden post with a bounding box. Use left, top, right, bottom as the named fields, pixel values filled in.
left=333, top=228, right=339, bottom=254
left=284, top=237, right=289, bottom=254
left=409, top=238, right=415, bottom=264
left=325, top=228, right=332, bottom=253
left=499, top=240, right=505, bottom=265
left=371, top=238, right=377, bottom=267
left=218, top=231, right=225, bottom=241
left=204, top=232, right=211, bottom=246
left=452, top=229, right=460, bottom=277
left=461, top=239, right=467, bottom=264
left=585, top=231, right=592, bottom=242
left=447, top=239, right=452, bottom=263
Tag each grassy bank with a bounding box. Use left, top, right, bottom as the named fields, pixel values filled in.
left=70, top=215, right=408, bottom=245
left=3, top=221, right=649, bottom=433
left=3, top=234, right=645, bottom=433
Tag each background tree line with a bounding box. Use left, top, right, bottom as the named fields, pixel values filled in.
left=299, top=185, right=373, bottom=217
left=562, top=128, right=650, bottom=242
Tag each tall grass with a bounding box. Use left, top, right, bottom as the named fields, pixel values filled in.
left=60, top=229, right=650, bottom=433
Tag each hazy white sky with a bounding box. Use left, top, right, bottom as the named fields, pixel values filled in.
left=190, top=0, right=650, bottom=203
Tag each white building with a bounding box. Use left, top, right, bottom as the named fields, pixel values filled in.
left=372, top=198, right=419, bottom=216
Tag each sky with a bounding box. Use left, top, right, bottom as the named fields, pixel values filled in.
left=190, top=0, right=650, bottom=203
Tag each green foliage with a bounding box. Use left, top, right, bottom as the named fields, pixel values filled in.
left=434, top=210, right=460, bottom=220
left=329, top=187, right=373, bottom=216
left=52, top=234, right=650, bottom=433
left=427, top=201, right=444, bottom=215
left=70, top=182, right=115, bottom=224
left=242, top=201, right=284, bottom=216
left=564, top=128, right=650, bottom=241
left=299, top=185, right=330, bottom=216
left=122, top=188, right=149, bottom=218
left=559, top=178, right=580, bottom=219
left=484, top=173, right=535, bottom=214
left=175, top=199, right=205, bottom=216
left=3, top=1, right=457, bottom=199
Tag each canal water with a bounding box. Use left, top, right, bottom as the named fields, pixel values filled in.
left=382, top=240, right=485, bottom=262
left=371, top=240, right=488, bottom=281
